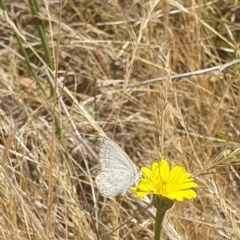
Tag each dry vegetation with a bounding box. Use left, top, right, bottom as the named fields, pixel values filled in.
left=0, top=0, right=240, bottom=239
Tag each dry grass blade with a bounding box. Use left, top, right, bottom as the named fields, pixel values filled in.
left=0, top=0, right=240, bottom=239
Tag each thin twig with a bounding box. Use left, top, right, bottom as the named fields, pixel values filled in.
left=99, top=59, right=240, bottom=89
left=0, top=41, right=101, bottom=160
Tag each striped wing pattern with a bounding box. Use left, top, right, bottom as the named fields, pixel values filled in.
left=95, top=139, right=141, bottom=197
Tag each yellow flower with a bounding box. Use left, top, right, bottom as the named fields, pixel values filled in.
left=132, top=159, right=198, bottom=201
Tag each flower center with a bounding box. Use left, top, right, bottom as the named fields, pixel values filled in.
left=156, top=180, right=168, bottom=194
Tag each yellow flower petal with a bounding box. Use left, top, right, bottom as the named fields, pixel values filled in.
left=132, top=159, right=198, bottom=202
left=160, top=160, right=170, bottom=180
left=142, top=166, right=152, bottom=176
left=136, top=192, right=148, bottom=199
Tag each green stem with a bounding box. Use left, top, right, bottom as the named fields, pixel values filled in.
left=153, top=195, right=174, bottom=240
left=28, top=0, right=54, bottom=95
left=0, top=0, right=47, bottom=96
left=154, top=209, right=166, bottom=240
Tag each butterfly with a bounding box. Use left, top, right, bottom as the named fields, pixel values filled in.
left=95, top=139, right=141, bottom=197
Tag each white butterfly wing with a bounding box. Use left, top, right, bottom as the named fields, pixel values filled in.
left=95, top=139, right=140, bottom=197
left=99, top=139, right=138, bottom=172
left=95, top=169, right=135, bottom=197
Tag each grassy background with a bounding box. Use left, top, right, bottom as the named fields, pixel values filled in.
left=0, top=0, right=240, bottom=239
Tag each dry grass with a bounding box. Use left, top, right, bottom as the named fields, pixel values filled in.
left=0, top=0, right=240, bottom=239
